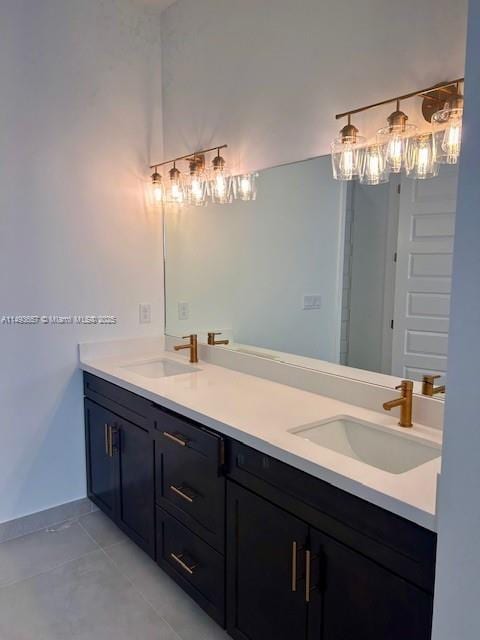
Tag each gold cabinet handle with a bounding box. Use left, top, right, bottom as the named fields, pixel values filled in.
left=305, top=549, right=311, bottom=602
left=170, top=485, right=194, bottom=503
left=170, top=552, right=197, bottom=575
left=163, top=431, right=188, bottom=447
left=291, top=541, right=298, bottom=592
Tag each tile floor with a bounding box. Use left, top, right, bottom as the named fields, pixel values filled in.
left=0, top=510, right=229, bottom=640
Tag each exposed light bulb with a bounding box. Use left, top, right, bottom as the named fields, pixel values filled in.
left=442, top=116, right=462, bottom=164
left=151, top=171, right=164, bottom=207
left=331, top=117, right=366, bottom=181
left=377, top=103, right=417, bottom=174
left=167, top=164, right=185, bottom=205
left=236, top=173, right=258, bottom=201
left=406, top=133, right=438, bottom=180
left=210, top=151, right=233, bottom=204
left=432, top=90, right=464, bottom=165
left=360, top=144, right=389, bottom=185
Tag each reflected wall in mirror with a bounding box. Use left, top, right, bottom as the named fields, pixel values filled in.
left=165, top=154, right=457, bottom=397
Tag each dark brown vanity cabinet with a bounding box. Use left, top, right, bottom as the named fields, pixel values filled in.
left=227, top=481, right=433, bottom=640
left=84, top=372, right=436, bottom=640
left=84, top=395, right=155, bottom=557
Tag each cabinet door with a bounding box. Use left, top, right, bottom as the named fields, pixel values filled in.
left=308, top=528, right=433, bottom=640
left=227, top=482, right=309, bottom=640
left=116, top=417, right=155, bottom=557
left=84, top=400, right=116, bottom=519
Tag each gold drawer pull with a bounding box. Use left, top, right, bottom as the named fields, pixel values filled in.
left=104, top=424, right=109, bottom=456
left=170, top=552, right=197, bottom=575
left=170, top=485, right=194, bottom=503
left=305, top=549, right=311, bottom=602
left=291, top=541, right=297, bottom=592
left=163, top=431, right=188, bottom=447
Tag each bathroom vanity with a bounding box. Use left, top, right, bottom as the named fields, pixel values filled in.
left=81, top=345, right=440, bottom=640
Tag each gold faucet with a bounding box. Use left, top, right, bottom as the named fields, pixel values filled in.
left=422, top=374, right=446, bottom=397
left=383, top=380, right=414, bottom=428
left=174, top=334, right=198, bottom=363
left=207, top=332, right=229, bottom=346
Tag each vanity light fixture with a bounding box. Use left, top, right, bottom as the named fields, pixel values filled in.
left=331, top=115, right=366, bottom=181
left=149, top=144, right=233, bottom=208
left=333, top=77, right=464, bottom=185
left=210, top=148, right=233, bottom=204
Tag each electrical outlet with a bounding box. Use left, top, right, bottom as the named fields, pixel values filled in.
left=303, top=295, right=322, bottom=310
left=178, top=302, right=190, bottom=320
left=139, top=303, right=151, bottom=324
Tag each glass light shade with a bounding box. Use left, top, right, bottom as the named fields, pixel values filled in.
left=432, top=107, right=463, bottom=165
left=186, top=171, right=207, bottom=206
left=210, top=168, right=233, bottom=204
left=166, top=167, right=185, bottom=205
left=377, top=124, right=417, bottom=173
left=151, top=172, right=165, bottom=207
left=331, top=135, right=366, bottom=181
left=235, top=173, right=258, bottom=201
left=359, top=143, right=389, bottom=185
left=406, top=133, right=438, bottom=180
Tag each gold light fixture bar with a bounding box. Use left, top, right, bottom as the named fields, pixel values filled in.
left=335, top=78, right=464, bottom=121
left=150, top=144, right=228, bottom=170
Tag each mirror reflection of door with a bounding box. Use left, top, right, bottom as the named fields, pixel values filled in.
left=345, top=165, right=458, bottom=385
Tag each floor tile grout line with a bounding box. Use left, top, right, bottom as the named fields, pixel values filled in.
left=0, top=546, right=103, bottom=592
left=101, top=542, right=185, bottom=640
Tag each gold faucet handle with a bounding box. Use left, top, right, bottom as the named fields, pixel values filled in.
left=182, top=334, right=196, bottom=341
left=424, top=374, right=441, bottom=383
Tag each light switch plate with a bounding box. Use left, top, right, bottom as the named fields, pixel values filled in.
left=303, top=295, right=322, bottom=310
left=178, top=302, right=190, bottom=320
left=139, top=303, right=151, bottom=324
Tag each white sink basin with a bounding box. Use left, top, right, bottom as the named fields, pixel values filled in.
left=290, top=416, right=441, bottom=474
left=122, top=358, right=200, bottom=379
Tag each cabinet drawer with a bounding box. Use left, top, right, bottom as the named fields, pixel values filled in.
left=154, top=406, right=225, bottom=551
left=228, top=440, right=436, bottom=592
left=156, top=507, right=225, bottom=626
left=84, top=372, right=154, bottom=431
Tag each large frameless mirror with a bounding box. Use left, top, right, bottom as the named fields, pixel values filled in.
left=164, top=153, right=457, bottom=399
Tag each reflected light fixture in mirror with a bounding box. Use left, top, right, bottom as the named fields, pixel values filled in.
left=235, top=173, right=259, bottom=201
left=331, top=115, right=366, bottom=181
left=406, top=133, right=438, bottom=180
left=167, top=162, right=185, bottom=205
left=432, top=85, right=464, bottom=165
left=210, top=149, right=233, bottom=204
left=377, top=100, right=417, bottom=173
left=360, top=143, right=389, bottom=185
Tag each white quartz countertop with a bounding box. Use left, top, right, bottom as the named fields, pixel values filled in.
left=80, top=346, right=442, bottom=531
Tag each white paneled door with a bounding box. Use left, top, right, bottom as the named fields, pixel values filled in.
left=391, top=165, right=458, bottom=382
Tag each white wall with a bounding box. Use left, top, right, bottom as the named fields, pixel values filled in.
left=165, top=155, right=343, bottom=362
left=0, top=0, right=164, bottom=524
left=161, top=0, right=467, bottom=173
left=432, top=0, right=480, bottom=637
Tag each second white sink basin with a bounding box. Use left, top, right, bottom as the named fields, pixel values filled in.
left=290, top=416, right=441, bottom=474
left=122, top=358, right=200, bottom=379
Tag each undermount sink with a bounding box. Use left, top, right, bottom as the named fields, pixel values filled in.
left=290, top=416, right=441, bottom=474
left=122, top=358, right=200, bottom=379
